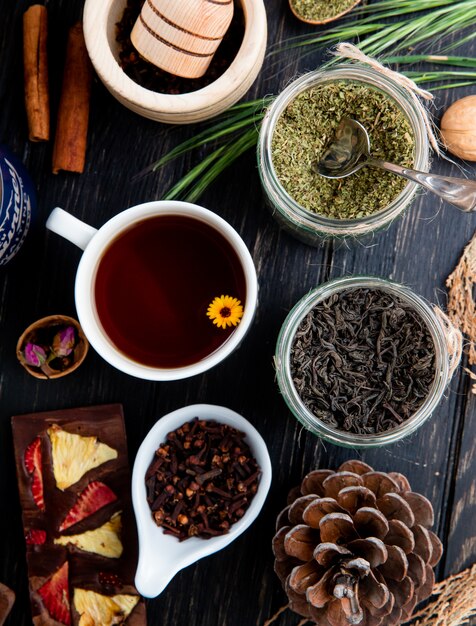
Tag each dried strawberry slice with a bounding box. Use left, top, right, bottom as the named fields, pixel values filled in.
left=25, top=529, right=47, bottom=545
left=59, top=481, right=118, bottom=532
left=24, top=437, right=45, bottom=511
left=37, top=561, right=71, bottom=626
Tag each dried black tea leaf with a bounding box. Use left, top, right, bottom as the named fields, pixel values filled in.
left=290, top=288, right=436, bottom=434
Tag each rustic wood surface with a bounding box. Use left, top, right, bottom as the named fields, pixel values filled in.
left=1, top=1, right=475, bottom=625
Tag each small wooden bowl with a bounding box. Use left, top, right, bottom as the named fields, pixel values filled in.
left=83, top=0, right=267, bottom=124
left=289, top=0, right=361, bottom=25
left=16, top=315, right=89, bottom=380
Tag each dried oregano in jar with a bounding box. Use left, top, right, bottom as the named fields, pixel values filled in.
left=271, top=80, right=415, bottom=219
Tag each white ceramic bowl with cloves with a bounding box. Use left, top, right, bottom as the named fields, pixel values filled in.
left=131, top=403, right=272, bottom=597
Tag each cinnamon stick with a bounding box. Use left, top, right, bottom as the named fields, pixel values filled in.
left=52, top=22, right=92, bottom=174
left=23, top=5, right=49, bottom=142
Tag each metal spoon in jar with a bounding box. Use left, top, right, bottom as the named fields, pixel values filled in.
left=316, top=117, right=476, bottom=212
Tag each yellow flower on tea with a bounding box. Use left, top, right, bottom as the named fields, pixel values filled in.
left=207, top=295, right=243, bottom=329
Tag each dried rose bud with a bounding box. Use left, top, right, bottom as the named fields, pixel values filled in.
left=51, top=326, right=76, bottom=357
left=24, top=343, right=47, bottom=367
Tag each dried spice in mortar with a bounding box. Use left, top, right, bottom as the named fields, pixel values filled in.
left=290, top=0, right=358, bottom=22
left=116, top=0, right=244, bottom=94
left=145, top=418, right=260, bottom=540
left=271, top=81, right=415, bottom=219
left=290, top=288, right=436, bottom=434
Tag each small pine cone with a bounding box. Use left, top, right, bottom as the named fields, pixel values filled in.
left=272, top=460, right=443, bottom=626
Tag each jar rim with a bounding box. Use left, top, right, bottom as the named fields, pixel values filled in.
left=275, top=276, right=450, bottom=448
left=258, top=64, right=430, bottom=238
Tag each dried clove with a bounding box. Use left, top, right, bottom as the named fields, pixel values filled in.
left=145, top=418, right=261, bottom=541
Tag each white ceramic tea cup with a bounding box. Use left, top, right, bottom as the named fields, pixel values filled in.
left=46, top=201, right=258, bottom=381
left=131, top=403, right=272, bottom=597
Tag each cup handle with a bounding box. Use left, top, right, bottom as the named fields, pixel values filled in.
left=46, top=207, right=98, bottom=251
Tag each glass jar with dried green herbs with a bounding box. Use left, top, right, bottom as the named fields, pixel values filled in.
left=258, top=65, right=430, bottom=244
left=274, top=276, right=452, bottom=448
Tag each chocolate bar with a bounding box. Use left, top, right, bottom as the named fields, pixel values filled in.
left=0, top=582, right=15, bottom=626
left=12, top=404, right=146, bottom=626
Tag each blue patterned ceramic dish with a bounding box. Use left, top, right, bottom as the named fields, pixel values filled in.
left=0, top=145, right=36, bottom=266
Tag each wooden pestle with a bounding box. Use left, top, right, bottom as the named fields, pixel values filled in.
left=130, top=0, right=234, bottom=79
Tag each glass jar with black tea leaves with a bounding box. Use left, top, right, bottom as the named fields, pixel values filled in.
left=258, top=65, right=430, bottom=244
left=274, top=276, right=453, bottom=447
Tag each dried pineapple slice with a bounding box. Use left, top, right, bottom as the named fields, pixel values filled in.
left=48, top=425, right=117, bottom=490
left=74, top=588, right=139, bottom=626
left=55, top=512, right=123, bottom=558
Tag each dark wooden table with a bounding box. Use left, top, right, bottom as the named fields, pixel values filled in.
left=1, top=1, right=475, bottom=625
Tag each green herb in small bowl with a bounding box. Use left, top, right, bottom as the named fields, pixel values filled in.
left=289, top=0, right=361, bottom=25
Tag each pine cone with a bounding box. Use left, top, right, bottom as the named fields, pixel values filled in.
left=272, top=460, right=443, bottom=626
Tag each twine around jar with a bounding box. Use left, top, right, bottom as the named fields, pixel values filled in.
left=433, top=306, right=463, bottom=379
left=332, top=42, right=441, bottom=155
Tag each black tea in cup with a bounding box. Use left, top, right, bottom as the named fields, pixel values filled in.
left=94, top=215, right=246, bottom=368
